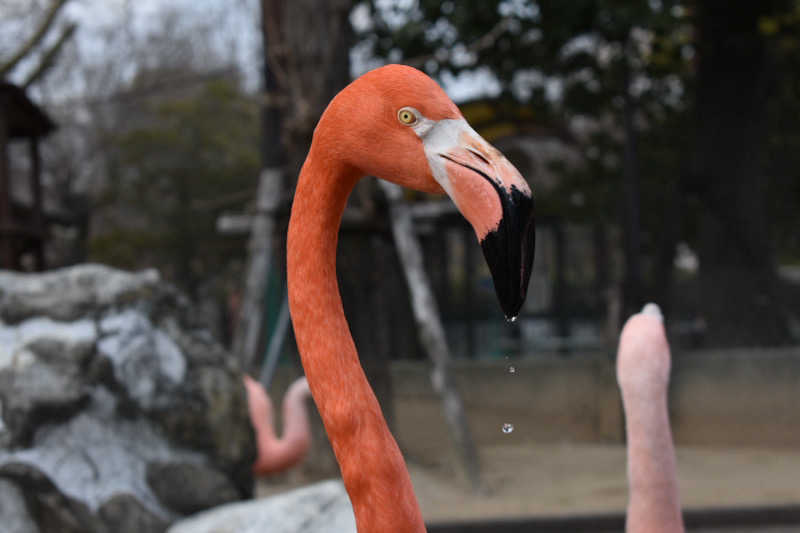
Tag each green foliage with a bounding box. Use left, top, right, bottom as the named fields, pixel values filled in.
left=90, top=76, right=259, bottom=294
left=764, top=1, right=800, bottom=263
left=358, top=0, right=800, bottom=267
left=362, top=0, right=691, bottom=239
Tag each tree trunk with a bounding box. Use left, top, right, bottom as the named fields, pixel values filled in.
left=262, top=0, right=387, bottom=479
left=692, top=0, right=792, bottom=346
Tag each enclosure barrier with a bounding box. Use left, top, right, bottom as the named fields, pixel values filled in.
left=427, top=504, right=800, bottom=532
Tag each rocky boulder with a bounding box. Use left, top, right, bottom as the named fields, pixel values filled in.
left=167, top=480, right=356, bottom=533
left=0, top=264, right=256, bottom=533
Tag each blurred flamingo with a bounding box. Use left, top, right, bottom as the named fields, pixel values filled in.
left=617, top=303, right=685, bottom=533
left=243, top=375, right=312, bottom=475
left=287, top=64, right=535, bottom=532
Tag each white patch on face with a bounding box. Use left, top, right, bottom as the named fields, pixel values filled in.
left=399, top=107, right=530, bottom=198
left=417, top=115, right=533, bottom=198
left=406, top=115, right=474, bottom=197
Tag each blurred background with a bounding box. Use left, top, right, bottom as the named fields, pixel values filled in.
left=2, top=0, right=800, bottom=531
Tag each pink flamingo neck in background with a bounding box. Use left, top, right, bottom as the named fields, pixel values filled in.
left=618, top=314, right=684, bottom=533
left=246, top=375, right=313, bottom=476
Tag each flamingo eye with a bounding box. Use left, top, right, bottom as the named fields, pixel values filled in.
left=397, top=108, right=418, bottom=125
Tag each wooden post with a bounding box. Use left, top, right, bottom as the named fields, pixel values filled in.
left=436, top=230, right=450, bottom=313
left=463, top=223, right=477, bottom=359
left=29, top=136, right=45, bottom=270
left=593, top=222, right=616, bottom=346
left=380, top=181, right=483, bottom=491
left=0, top=111, right=11, bottom=269
left=233, top=168, right=282, bottom=372
left=553, top=221, right=570, bottom=353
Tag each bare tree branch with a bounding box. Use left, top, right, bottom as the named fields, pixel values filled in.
left=0, top=0, right=71, bottom=78
left=22, top=22, right=76, bottom=88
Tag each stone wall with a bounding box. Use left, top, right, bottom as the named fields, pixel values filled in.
left=670, top=348, right=800, bottom=447
left=390, top=355, right=622, bottom=463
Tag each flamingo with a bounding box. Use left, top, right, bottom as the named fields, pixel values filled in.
left=286, top=64, right=535, bottom=532
left=617, top=303, right=685, bottom=533
left=243, top=375, right=313, bottom=475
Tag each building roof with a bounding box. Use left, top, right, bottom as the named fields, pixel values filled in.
left=0, top=82, right=56, bottom=138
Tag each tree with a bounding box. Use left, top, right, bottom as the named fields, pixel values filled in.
left=91, top=75, right=259, bottom=297
left=0, top=0, right=76, bottom=87
left=358, top=0, right=690, bottom=320
left=357, top=1, right=800, bottom=346
left=689, top=0, right=795, bottom=345
left=233, top=0, right=355, bottom=373
left=13, top=1, right=264, bottom=276
left=763, top=3, right=800, bottom=270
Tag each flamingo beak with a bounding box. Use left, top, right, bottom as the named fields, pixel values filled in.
left=425, top=121, right=535, bottom=319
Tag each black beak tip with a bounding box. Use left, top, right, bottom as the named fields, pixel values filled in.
left=479, top=187, right=535, bottom=321
left=481, top=238, right=531, bottom=320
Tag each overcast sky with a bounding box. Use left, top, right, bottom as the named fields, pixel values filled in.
left=3, top=0, right=496, bottom=104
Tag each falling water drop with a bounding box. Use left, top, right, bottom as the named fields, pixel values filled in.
left=506, top=315, right=518, bottom=323
left=502, top=355, right=516, bottom=434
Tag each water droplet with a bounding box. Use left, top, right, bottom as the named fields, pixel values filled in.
left=506, top=315, right=518, bottom=323
left=502, top=423, right=514, bottom=434
left=507, top=365, right=516, bottom=374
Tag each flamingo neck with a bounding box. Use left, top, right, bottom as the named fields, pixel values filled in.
left=287, top=150, right=426, bottom=533
left=622, top=387, right=684, bottom=533
left=279, top=378, right=312, bottom=452
left=253, top=430, right=309, bottom=474
left=252, top=379, right=312, bottom=475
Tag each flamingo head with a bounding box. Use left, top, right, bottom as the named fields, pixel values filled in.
left=315, top=64, right=535, bottom=319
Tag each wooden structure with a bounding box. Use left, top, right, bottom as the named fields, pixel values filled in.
left=0, top=82, right=56, bottom=270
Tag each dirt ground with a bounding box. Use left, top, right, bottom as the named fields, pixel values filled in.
left=409, top=443, right=800, bottom=522
left=258, top=443, right=800, bottom=524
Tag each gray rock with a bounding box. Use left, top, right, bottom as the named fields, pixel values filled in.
left=146, top=462, right=241, bottom=515
left=0, top=388, right=203, bottom=519
left=97, top=493, right=170, bottom=533
left=152, top=365, right=255, bottom=473
left=167, top=480, right=356, bottom=533
left=0, top=265, right=256, bottom=533
left=97, top=309, right=186, bottom=410
left=0, top=317, right=97, bottom=446
left=0, top=264, right=162, bottom=323
left=0, top=461, right=103, bottom=533
left=0, top=478, right=38, bottom=533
